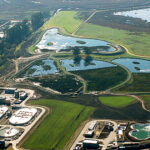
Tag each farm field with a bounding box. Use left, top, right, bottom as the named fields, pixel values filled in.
left=43, top=11, right=82, bottom=34
left=76, top=23, right=150, bottom=56
left=72, top=66, right=127, bottom=91
left=23, top=99, right=93, bottom=150
left=99, top=96, right=135, bottom=108
left=114, top=73, right=150, bottom=92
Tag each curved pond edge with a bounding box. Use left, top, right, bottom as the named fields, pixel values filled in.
left=128, top=123, right=150, bottom=141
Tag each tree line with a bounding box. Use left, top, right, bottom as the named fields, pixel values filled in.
left=0, top=11, right=50, bottom=68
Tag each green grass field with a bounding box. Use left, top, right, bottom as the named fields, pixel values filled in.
left=99, top=96, right=135, bottom=108
left=76, top=23, right=150, bottom=56
left=141, top=95, right=150, bottom=110
left=43, top=11, right=82, bottom=34
left=73, top=66, right=127, bottom=91
left=23, top=99, right=93, bottom=150
left=114, top=73, right=150, bottom=92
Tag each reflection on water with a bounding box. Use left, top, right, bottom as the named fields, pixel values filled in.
left=36, top=28, right=114, bottom=51
left=61, top=59, right=116, bottom=71
left=27, top=59, right=59, bottom=76
left=112, top=58, right=150, bottom=73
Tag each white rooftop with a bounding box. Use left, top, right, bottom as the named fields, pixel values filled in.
left=9, top=107, right=37, bottom=125
left=0, top=106, right=8, bottom=118
left=83, top=139, right=98, bottom=144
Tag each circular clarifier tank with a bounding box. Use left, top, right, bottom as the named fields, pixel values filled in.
left=0, top=127, right=19, bottom=138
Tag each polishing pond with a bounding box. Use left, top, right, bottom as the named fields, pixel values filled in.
left=112, top=58, right=150, bottom=73
left=36, top=28, right=115, bottom=51
left=26, top=59, right=59, bottom=76
left=114, top=8, right=150, bottom=22
left=61, top=59, right=116, bottom=71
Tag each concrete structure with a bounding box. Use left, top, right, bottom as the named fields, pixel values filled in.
left=5, top=88, right=17, bottom=94
left=9, top=108, right=37, bottom=125
left=20, top=92, right=27, bottom=100
left=84, top=130, right=94, bottom=138
left=14, top=90, right=19, bottom=99
left=0, top=106, right=8, bottom=118
left=88, top=121, right=97, bottom=131
left=83, top=139, right=99, bottom=149
left=0, top=127, right=19, bottom=138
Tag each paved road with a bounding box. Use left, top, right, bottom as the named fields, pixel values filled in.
left=70, top=120, right=117, bottom=150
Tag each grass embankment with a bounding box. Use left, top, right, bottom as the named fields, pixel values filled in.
left=76, top=23, right=150, bottom=56
left=43, top=11, right=82, bottom=34
left=114, top=73, right=150, bottom=93
left=99, top=96, right=135, bottom=108
left=140, top=95, right=150, bottom=111
left=72, top=66, right=127, bottom=91
left=23, top=99, right=93, bottom=150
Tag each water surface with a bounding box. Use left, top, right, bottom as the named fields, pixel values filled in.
left=130, top=123, right=150, bottom=140
left=61, top=59, right=116, bottom=71
left=36, top=28, right=114, bottom=51
left=27, top=59, right=59, bottom=76
left=114, top=8, right=150, bottom=22
left=112, top=58, right=150, bottom=73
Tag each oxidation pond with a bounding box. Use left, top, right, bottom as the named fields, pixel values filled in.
left=36, top=28, right=114, bottom=51
left=129, top=123, right=150, bottom=140
left=114, top=8, right=150, bottom=22
left=112, top=58, right=150, bottom=73
left=26, top=59, right=59, bottom=76
left=61, top=59, right=116, bottom=71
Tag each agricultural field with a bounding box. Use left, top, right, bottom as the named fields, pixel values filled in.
left=114, top=73, right=150, bottom=92
left=43, top=11, right=82, bottom=34
left=76, top=23, right=150, bottom=56
left=99, top=96, right=135, bottom=108
left=72, top=66, right=128, bottom=91
left=28, top=74, right=83, bottom=94
left=23, top=99, right=93, bottom=150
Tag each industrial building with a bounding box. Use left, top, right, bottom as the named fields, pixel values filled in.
left=88, top=121, right=97, bottom=131
left=5, top=88, right=17, bottom=94
left=83, top=139, right=99, bottom=149
left=19, top=92, right=28, bottom=100
left=9, top=107, right=37, bottom=125
left=84, top=130, right=94, bottom=138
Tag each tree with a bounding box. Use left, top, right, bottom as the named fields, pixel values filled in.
left=31, top=12, right=44, bottom=31
left=84, top=56, right=93, bottom=66
left=84, top=47, right=91, bottom=55
left=73, top=47, right=80, bottom=56
left=74, top=55, right=81, bottom=66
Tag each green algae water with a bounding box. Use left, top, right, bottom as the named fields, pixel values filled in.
left=130, top=124, right=150, bottom=140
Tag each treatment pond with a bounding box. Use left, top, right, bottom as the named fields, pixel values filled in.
left=114, top=8, right=150, bottom=22
left=129, top=123, right=150, bottom=140
left=61, top=59, right=116, bottom=71
left=112, top=58, right=150, bottom=73
left=26, top=59, right=59, bottom=76
left=36, top=28, right=115, bottom=51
